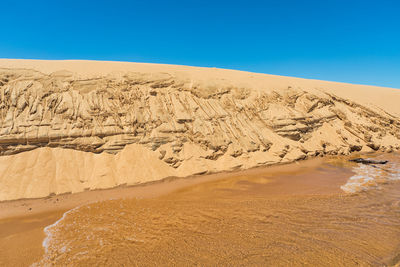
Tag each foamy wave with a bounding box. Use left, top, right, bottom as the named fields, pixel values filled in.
left=30, top=206, right=83, bottom=266
left=42, top=206, right=80, bottom=253
left=32, top=200, right=118, bottom=266
left=341, top=158, right=400, bottom=194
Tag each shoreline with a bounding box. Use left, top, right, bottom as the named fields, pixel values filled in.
left=0, top=156, right=331, bottom=266
left=1, top=151, right=396, bottom=266
left=0, top=155, right=331, bottom=220
left=4, top=149, right=393, bottom=218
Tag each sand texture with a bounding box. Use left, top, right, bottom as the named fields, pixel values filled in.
left=0, top=59, right=399, bottom=201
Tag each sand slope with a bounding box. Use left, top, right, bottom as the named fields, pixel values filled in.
left=0, top=59, right=399, bottom=201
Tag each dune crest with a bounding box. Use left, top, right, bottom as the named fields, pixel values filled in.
left=0, top=59, right=399, bottom=201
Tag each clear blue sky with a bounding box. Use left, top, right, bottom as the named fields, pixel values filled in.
left=1, top=0, right=399, bottom=88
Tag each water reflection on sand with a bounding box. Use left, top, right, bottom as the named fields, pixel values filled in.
left=37, top=154, right=400, bottom=266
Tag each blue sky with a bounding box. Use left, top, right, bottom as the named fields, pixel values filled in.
left=1, top=0, right=399, bottom=88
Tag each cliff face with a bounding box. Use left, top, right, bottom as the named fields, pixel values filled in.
left=0, top=60, right=400, bottom=201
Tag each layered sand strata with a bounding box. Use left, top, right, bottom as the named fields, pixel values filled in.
left=0, top=59, right=399, bottom=200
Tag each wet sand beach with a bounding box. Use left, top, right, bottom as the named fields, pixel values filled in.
left=1, top=153, right=400, bottom=266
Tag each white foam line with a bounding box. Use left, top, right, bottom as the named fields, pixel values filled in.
left=42, top=205, right=81, bottom=253
left=41, top=199, right=112, bottom=254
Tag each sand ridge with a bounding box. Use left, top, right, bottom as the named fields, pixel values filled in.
left=0, top=59, right=399, bottom=201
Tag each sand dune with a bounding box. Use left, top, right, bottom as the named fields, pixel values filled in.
left=0, top=59, right=399, bottom=201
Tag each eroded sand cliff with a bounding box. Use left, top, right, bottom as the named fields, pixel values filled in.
left=0, top=59, right=399, bottom=200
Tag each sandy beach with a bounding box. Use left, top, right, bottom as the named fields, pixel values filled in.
left=1, top=153, right=400, bottom=266
left=0, top=156, right=342, bottom=266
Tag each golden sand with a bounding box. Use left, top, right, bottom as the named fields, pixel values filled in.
left=1, top=59, right=400, bottom=201
left=1, top=153, right=399, bottom=266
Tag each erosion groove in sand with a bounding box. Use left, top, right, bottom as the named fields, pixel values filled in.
left=0, top=59, right=399, bottom=201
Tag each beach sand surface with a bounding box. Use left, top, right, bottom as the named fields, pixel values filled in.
left=1, top=154, right=400, bottom=266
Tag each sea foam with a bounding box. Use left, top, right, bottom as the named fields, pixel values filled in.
left=341, top=158, right=400, bottom=193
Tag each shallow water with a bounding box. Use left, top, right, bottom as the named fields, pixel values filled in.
left=37, top=154, right=400, bottom=266
left=341, top=153, right=400, bottom=193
